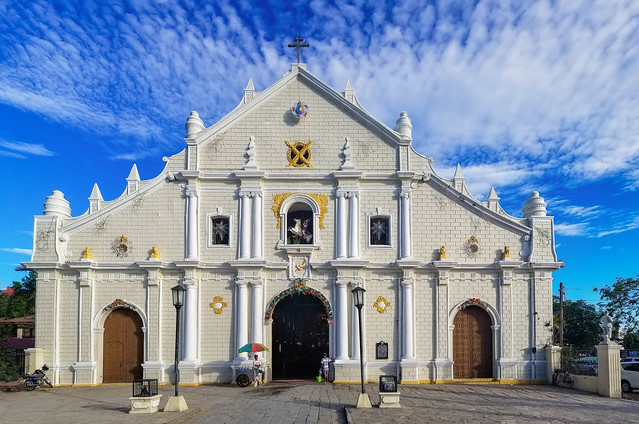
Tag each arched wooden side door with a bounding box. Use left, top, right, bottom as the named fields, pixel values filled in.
left=103, top=308, right=144, bottom=383
left=453, top=305, right=493, bottom=379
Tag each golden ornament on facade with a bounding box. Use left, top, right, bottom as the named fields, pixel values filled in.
left=112, top=235, right=132, bottom=257
left=439, top=245, right=446, bottom=259
left=271, top=193, right=327, bottom=229
left=210, top=296, right=228, bottom=314
left=150, top=246, right=160, bottom=259
left=285, top=140, right=313, bottom=167
left=82, top=246, right=93, bottom=260
left=373, top=296, right=391, bottom=313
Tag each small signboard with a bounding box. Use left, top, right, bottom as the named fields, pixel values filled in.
left=379, top=375, right=397, bottom=393
left=376, top=341, right=388, bottom=359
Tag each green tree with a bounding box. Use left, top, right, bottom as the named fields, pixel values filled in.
left=0, top=271, right=36, bottom=319
left=595, top=276, right=639, bottom=331
left=623, top=332, right=639, bottom=351
left=553, top=296, right=602, bottom=347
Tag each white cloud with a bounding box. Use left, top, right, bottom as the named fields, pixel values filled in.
left=0, top=0, right=637, bottom=192
left=0, top=140, right=54, bottom=157
left=1, top=248, right=32, bottom=255
left=555, top=222, right=590, bottom=237
left=597, top=216, right=639, bottom=237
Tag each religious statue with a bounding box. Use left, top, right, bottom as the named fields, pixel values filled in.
left=150, top=246, right=160, bottom=260
left=82, top=246, right=93, bottom=260
left=601, top=313, right=614, bottom=344
left=439, top=246, right=447, bottom=259
left=503, top=246, right=510, bottom=259
left=288, top=218, right=313, bottom=244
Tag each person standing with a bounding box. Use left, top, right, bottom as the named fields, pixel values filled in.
left=320, top=353, right=330, bottom=383
left=253, top=354, right=264, bottom=385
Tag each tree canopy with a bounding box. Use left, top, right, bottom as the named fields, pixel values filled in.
left=553, top=295, right=603, bottom=347
left=594, top=276, right=639, bottom=332
left=0, top=271, right=36, bottom=320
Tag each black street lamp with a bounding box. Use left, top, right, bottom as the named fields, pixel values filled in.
left=352, top=286, right=371, bottom=407
left=171, top=284, right=186, bottom=396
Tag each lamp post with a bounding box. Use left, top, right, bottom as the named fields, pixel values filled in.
left=352, top=286, right=371, bottom=408
left=164, top=284, right=188, bottom=412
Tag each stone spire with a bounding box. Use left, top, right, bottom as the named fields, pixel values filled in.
left=523, top=191, right=548, bottom=218
left=43, top=190, right=71, bottom=218
left=126, top=164, right=140, bottom=195
left=89, top=183, right=103, bottom=214
left=486, top=187, right=500, bottom=212
left=243, top=79, right=256, bottom=104
left=453, top=164, right=465, bottom=192
left=185, top=111, right=205, bottom=138
left=394, top=111, right=413, bottom=139
left=344, top=78, right=356, bottom=103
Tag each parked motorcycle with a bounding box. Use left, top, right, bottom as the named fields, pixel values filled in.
left=21, top=364, right=53, bottom=391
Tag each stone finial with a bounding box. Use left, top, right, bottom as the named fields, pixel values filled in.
left=89, top=183, right=103, bottom=214
left=126, top=164, right=140, bottom=195
left=486, top=187, right=500, bottom=212
left=150, top=246, right=160, bottom=260
left=394, top=111, right=413, bottom=138
left=81, top=246, right=93, bottom=260
left=185, top=111, right=205, bottom=138
left=453, top=164, right=465, bottom=192
left=522, top=191, right=548, bottom=218
left=344, top=78, right=356, bottom=103
left=43, top=190, right=72, bottom=217
left=439, top=246, right=447, bottom=259
left=341, top=137, right=354, bottom=170
left=243, top=78, right=256, bottom=104
left=244, top=136, right=257, bottom=169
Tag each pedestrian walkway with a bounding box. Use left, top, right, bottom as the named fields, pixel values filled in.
left=1, top=381, right=637, bottom=424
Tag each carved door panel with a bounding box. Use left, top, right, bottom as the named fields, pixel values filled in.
left=272, top=294, right=328, bottom=380
left=103, top=308, right=144, bottom=383
left=453, top=306, right=492, bottom=378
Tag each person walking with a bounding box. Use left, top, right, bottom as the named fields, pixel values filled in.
left=320, top=353, right=331, bottom=383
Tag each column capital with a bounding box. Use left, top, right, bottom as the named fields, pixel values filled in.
left=400, top=189, right=411, bottom=198
left=335, top=280, right=349, bottom=288
left=251, top=280, right=264, bottom=288
left=235, top=279, right=249, bottom=288
left=400, top=278, right=414, bottom=288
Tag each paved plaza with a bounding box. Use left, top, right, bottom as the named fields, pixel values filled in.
left=1, top=381, right=637, bottom=424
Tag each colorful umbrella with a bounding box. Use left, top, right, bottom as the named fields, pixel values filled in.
left=238, top=343, right=269, bottom=353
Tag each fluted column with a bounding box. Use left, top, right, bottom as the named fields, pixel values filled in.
left=400, top=190, right=411, bottom=259
left=401, top=278, right=415, bottom=359
left=182, top=281, right=198, bottom=361
left=348, top=193, right=359, bottom=258
left=335, top=280, right=349, bottom=360
left=236, top=280, right=249, bottom=360
left=336, top=192, right=347, bottom=258
left=251, top=281, right=263, bottom=345
left=185, top=185, right=199, bottom=260
left=251, top=193, right=262, bottom=259
left=239, top=193, right=251, bottom=259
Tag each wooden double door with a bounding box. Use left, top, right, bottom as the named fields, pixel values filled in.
left=453, top=306, right=493, bottom=379
left=103, top=308, right=144, bottom=383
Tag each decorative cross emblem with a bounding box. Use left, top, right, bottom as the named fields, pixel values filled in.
left=286, top=140, right=313, bottom=167
left=288, top=35, right=310, bottom=63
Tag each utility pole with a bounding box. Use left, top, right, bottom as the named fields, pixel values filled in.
left=559, top=282, right=565, bottom=347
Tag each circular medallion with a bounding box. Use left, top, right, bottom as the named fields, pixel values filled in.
left=291, top=101, right=309, bottom=119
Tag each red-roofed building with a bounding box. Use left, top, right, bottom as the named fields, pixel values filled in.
left=0, top=286, right=14, bottom=297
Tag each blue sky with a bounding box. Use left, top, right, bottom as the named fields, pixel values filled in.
left=1, top=0, right=638, bottom=303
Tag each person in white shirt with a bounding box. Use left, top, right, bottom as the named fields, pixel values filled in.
left=253, top=354, right=264, bottom=385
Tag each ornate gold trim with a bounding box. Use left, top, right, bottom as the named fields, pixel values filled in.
left=373, top=296, right=391, bottom=313
left=272, top=193, right=328, bottom=229
left=209, top=296, right=228, bottom=314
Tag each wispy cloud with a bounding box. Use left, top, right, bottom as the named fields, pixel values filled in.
left=0, top=140, right=54, bottom=157
left=555, top=222, right=590, bottom=237
left=0, top=0, right=638, bottom=191
left=597, top=216, right=639, bottom=237
left=1, top=248, right=32, bottom=255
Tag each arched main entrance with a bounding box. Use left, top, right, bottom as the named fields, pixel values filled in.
left=272, top=294, right=329, bottom=380
left=453, top=305, right=493, bottom=379
left=103, top=308, right=144, bottom=383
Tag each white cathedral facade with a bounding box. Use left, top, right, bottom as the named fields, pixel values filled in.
left=24, top=63, right=562, bottom=386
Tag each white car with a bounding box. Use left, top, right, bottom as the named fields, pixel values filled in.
left=621, top=356, right=639, bottom=364
left=621, top=363, right=639, bottom=393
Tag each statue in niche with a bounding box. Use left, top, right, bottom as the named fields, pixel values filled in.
left=288, top=218, right=313, bottom=244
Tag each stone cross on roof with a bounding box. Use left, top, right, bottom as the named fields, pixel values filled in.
left=288, top=36, right=310, bottom=63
